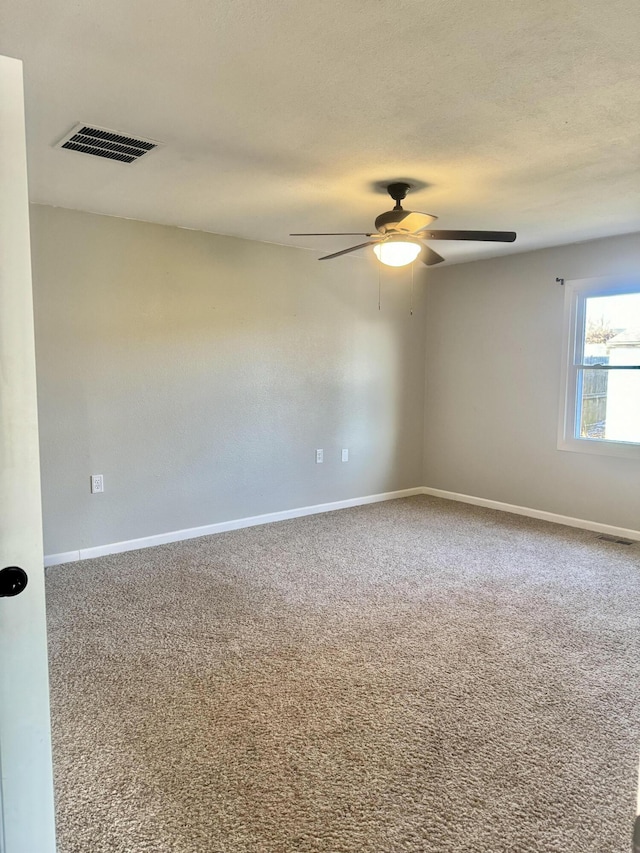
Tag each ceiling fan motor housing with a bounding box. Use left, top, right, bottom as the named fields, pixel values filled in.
left=375, top=209, right=413, bottom=233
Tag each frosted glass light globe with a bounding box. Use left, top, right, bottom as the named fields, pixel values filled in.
left=373, top=238, right=421, bottom=267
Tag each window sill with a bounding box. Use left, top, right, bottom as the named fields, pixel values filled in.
left=557, top=435, right=640, bottom=460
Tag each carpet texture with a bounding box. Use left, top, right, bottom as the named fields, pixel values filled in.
left=46, top=496, right=640, bottom=852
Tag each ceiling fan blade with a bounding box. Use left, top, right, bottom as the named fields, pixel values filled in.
left=318, top=241, right=379, bottom=260
left=394, top=212, right=437, bottom=234
left=290, top=232, right=374, bottom=236
left=419, top=245, right=446, bottom=266
left=419, top=230, right=517, bottom=242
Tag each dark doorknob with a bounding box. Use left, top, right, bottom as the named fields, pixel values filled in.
left=0, top=567, right=28, bottom=597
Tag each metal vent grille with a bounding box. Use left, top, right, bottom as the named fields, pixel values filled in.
left=55, top=124, right=161, bottom=163
left=597, top=534, right=636, bottom=545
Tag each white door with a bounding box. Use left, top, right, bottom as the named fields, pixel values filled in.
left=0, top=55, right=57, bottom=853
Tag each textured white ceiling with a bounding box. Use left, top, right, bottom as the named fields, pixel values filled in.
left=1, top=0, right=639, bottom=264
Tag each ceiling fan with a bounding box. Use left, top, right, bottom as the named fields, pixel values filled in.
left=291, top=182, right=516, bottom=267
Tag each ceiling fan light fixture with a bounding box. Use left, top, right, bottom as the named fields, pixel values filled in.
left=373, top=235, right=422, bottom=267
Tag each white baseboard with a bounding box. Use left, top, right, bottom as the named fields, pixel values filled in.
left=421, top=487, right=640, bottom=541
left=44, top=485, right=639, bottom=568
left=44, top=549, right=81, bottom=567
left=44, top=487, right=424, bottom=567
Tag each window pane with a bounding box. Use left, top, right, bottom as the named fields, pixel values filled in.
left=578, top=368, right=640, bottom=443
left=584, top=292, right=640, bottom=366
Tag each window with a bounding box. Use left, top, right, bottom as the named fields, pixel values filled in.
left=558, top=276, right=640, bottom=458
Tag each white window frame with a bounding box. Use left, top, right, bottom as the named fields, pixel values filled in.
left=558, top=275, right=640, bottom=459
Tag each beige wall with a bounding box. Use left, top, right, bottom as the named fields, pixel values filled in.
left=31, top=204, right=640, bottom=555
left=31, top=205, right=427, bottom=555
left=424, top=231, right=640, bottom=530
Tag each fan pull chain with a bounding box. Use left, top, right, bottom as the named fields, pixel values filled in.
left=378, top=263, right=381, bottom=311
left=410, top=263, right=414, bottom=316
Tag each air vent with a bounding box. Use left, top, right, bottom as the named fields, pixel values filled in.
left=597, top=534, right=636, bottom=545
left=54, top=124, right=161, bottom=163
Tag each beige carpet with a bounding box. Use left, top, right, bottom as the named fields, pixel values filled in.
left=46, top=495, right=640, bottom=852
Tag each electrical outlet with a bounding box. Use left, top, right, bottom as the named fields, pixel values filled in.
left=91, top=474, right=104, bottom=494
left=316, top=449, right=323, bottom=464
left=341, top=448, right=349, bottom=462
